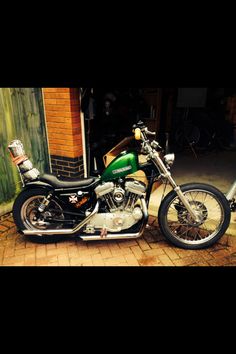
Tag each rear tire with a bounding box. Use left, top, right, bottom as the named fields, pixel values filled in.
left=13, top=188, right=64, bottom=244
left=158, top=183, right=231, bottom=249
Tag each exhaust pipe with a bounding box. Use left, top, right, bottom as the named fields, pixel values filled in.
left=23, top=198, right=149, bottom=241
left=80, top=198, right=148, bottom=241
left=23, top=202, right=100, bottom=236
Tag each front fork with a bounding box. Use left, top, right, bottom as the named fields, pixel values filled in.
left=152, top=152, right=201, bottom=222
left=226, top=180, right=236, bottom=212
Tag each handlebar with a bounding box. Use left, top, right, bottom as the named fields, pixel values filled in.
left=133, top=127, right=156, bottom=141
left=145, top=129, right=156, bottom=136
left=132, top=121, right=156, bottom=139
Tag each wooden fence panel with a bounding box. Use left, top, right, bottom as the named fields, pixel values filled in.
left=0, top=88, right=50, bottom=216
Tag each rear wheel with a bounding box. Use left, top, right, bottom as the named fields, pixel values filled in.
left=158, top=183, right=231, bottom=249
left=13, top=188, right=65, bottom=243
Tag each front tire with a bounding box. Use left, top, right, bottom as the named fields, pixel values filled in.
left=158, top=183, right=231, bottom=249
left=13, top=188, right=64, bottom=243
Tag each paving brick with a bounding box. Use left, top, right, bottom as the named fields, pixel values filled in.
left=118, top=247, right=134, bottom=256
left=47, top=247, right=68, bottom=257
left=67, top=248, right=80, bottom=258
left=173, top=256, right=197, bottom=266
left=189, top=261, right=209, bottom=266
left=137, top=238, right=151, bottom=251
left=67, top=244, right=79, bottom=252
left=25, top=241, right=37, bottom=249
left=15, top=240, right=26, bottom=249
left=124, top=254, right=140, bottom=266
left=36, top=257, right=49, bottom=266
left=4, top=247, right=15, bottom=257
left=99, top=247, right=113, bottom=259
left=150, top=241, right=168, bottom=249
left=57, top=241, right=73, bottom=248
left=138, top=255, right=161, bottom=266
left=46, top=255, right=59, bottom=264
left=163, top=248, right=180, bottom=260
left=24, top=254, right=36, bottom=266
left=91, top=254, right=105, bottom=266
left=116, top=262, right=129, bottom=266
left=1, top=216, right=236, bottom=267
left=131, top=245, right=144, bottom=258
left=118, top=240, right=138, bottom=249
left=46, top=243, right=57, bottom=250
left=143, top=233, right=157, bottom=243
left=104, top=256, right=127, bottom=266
left=158, top=254, right=174, bottom=266
left=70, top=258, right=84, bottom=266
left=78, top=247, right=100, bottom=257
left=143, top=248, right=165, bottom=257
left=207, top=257, right=230, bottom=266
left=0, top=225, right=8, bottom=232
left=108, top=244, right=125, bottom=256
left=36, top=247, right=47, bottom=258
left=48, top=262, right=59, bottom=266
left=1, top=220, right=16, bottom=229
left=58, top=255, right=70, bottom=266
left=14, top=248, right=36, bottom=257
left=81, top=260, right=94, bottom=266
left=210, top=249, right=231, bottom=259
left=175, top=249, right=199, bottom=258
left=2, top=255, right=25, bottom=265
left=197, top=250, right=214, bottom=261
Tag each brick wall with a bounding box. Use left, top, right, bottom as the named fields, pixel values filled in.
left=42, top=88, right=84, bottom=178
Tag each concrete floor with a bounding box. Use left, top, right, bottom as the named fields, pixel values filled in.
left=149, top=149, right=236, bottom=236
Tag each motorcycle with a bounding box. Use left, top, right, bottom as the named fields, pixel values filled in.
left=8, top=121, right=231, bottom=249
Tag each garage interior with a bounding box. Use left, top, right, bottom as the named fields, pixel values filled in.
left=81, top=88, right=236, bottom=236
left=81, top=88, right=236, bottom=172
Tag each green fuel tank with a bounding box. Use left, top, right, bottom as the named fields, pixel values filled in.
left=101, top=150, right=140, bottom=182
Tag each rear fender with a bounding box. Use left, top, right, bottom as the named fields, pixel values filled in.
left=23, top=180, right=54, bottom=192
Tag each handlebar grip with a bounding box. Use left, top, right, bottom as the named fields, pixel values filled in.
left=134, top=128, right=141, bottom=140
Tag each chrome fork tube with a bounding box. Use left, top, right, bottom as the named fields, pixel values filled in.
left=152, top=152, right=199, bottom=222
left=226, top=180, right=236, bottom=201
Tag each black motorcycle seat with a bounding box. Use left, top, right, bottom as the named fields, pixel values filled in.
left=40, top=174, right=96, bottom=189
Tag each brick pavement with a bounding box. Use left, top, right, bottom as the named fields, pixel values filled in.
left=1, top=213, right=236, bottom=266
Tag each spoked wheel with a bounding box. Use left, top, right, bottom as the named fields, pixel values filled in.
left=158, top=183, right=231, bottom=249
left=21, top=195, right=64, bottom=231
left=13, top=188, right=65, bottom=243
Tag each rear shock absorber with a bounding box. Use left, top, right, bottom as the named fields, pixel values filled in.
left=38, top=193, right=53, bottom=213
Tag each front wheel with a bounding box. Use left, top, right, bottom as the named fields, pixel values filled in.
left=158, top=183, right=231, bottom=249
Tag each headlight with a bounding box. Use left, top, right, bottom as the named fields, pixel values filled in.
left=164, top=153, right=175, bottom=167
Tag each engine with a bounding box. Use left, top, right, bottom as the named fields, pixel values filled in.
left=83, top=179, right=146, bottom=234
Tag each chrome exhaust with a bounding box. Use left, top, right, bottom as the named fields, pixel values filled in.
left=23, top=198, right=149, bottom=241
left=80, top=198, right=149, bottom=241
left=23, top=202, right=100, bottom=236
